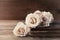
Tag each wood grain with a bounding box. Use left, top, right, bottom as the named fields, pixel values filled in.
left=0, top=20, right=60, bottom=40
left=0, top=0, right=60, bottom=20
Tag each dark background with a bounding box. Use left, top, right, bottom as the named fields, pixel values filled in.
left=0, top=0, right=60, bottom=20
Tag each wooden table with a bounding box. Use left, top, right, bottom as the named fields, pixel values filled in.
left=0, top=14, right=60, bottom=40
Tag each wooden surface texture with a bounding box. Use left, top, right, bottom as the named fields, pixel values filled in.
left=0, top=20, right=60, bottom=40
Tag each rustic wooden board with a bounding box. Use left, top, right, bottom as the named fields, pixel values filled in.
left=0, top=19, right=60, bottom=40
left=0, top=0, right=60, bottom=20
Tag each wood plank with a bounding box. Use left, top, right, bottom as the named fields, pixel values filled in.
left=0, top=27, right=60, bottom=37
left=0, top=0, right=60, bottom=20
left=0, top=20, right=60, bottom=40
left=0, top=25, right=14, bottom=29
left=0, top=20, right=20, bottom=25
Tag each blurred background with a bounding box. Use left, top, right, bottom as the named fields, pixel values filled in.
left=0, top=0, right=60, bottom=20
